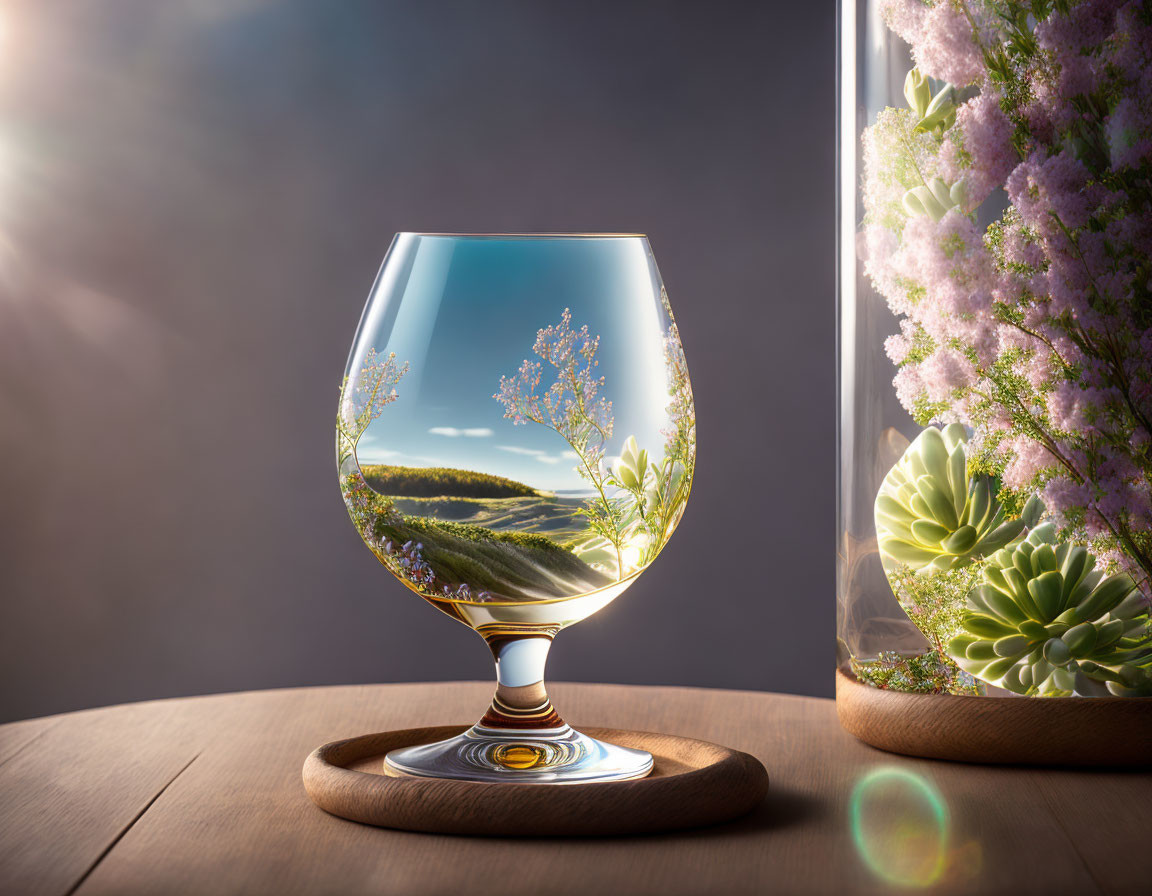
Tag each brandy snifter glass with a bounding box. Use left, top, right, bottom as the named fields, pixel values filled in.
left=337, top=233, right=695, bottom=783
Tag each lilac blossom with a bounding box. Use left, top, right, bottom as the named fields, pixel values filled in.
left=381, top=539, right=435, bottom=588
left=861, top=0, right=1152, bottom=595
left=336, top=348, right=409, bottom=466
left=495, top=309, right=624, bottom=576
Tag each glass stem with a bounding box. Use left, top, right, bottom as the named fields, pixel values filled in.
left=477, top=635, right=565, bottom=732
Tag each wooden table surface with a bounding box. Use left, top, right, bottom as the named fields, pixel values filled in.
left=1, top=682, right=1149, bottom=895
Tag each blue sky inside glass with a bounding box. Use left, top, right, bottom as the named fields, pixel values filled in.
left=352, top=236, right=677, bottom=494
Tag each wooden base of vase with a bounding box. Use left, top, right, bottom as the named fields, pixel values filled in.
left=303, top=725, right=769, bottom=836
left=836, top=669, right=1152, bottom=767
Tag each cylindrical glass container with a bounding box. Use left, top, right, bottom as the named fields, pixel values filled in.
left=837, top=0, right=1152, bottom=763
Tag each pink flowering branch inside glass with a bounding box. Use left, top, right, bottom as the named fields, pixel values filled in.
left=650, top=292, right=696, bottom=547
left=495, top=309, right=626, bottom=577
left=336, top=348, right=410, bottom=467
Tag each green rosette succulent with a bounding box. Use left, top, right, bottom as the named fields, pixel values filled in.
left=875, top=424, right=1040, bottom=575
left=947, top=524, right=1152, bottom=696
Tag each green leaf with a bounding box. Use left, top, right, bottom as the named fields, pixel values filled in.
left=1059, top=547, right=1089, bottom=600
left=911, top=519, right=951, bottom=546
left=877, top=513, right=916, bottom=544
left=917, top=476, right=960, bottom=528
left=1021, top=494, right=1044, bottom=527
left=903, top=186, right=948, bottom=220
left=927, top=176, right=953, bottom=208
left=1042, top=638, right=1072, bottom=666
left=965, top=614, right=1016, bottom=639
left=982, top=654, right=1020, bottom=682
left=876, top=494, right=914, bottom=522
left=965, top=640, right=997, bottom=661
left=994, top=634, right=1031, bottom=657
left=1061, top=623, right=1097, bottom=657
left=978, top=518, right=1025, bottom=554
left=947, top=446, right=967, bottom=515
left=949, top=178, right=967, bottom=208
left=910, top=493, right=935, bottom=521
left=1031, top=543, right=1059, bottom=575
left=904, top=67, right=931, bottom=117
left=916, top=426, right=950, bottom=484
left=616, top=463, right=640, bottom=492
left=981, top=586, right=1028, bottom=625
left=1095, top=618, right=1126, bottom=648
left=1018, top=620, right=1049, bottom=641
left=1075, top=574, right=1136, bottom=622
left=621, top=435, right=639, bottom=466
left=943, top=525, right=978, bottom=554
left=878, top=537, right=940, bottom=567
left=1028, top=571, right=1065, bottom=621
left=968, top=479, right=991, bottom=530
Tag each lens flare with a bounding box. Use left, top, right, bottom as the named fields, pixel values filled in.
left=850, top=766, right=949, bottom=888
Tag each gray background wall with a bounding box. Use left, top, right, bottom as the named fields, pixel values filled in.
left=0, top=0, right=835, bottom=723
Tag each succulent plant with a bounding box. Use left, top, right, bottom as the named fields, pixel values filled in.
left=875, top=425, right=1041, bottom=575
left=947, top=524, right=1152, bottom=696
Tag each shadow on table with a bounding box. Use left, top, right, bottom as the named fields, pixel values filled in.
left=653, top=786, right=821, bottom=841
left=509, top=786, right=822, bottom=844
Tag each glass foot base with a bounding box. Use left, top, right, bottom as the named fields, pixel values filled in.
left=384, top=724, right=654, bottom=784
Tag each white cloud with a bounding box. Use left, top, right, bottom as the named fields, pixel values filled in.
left=498, top=445, right=547, bottom=456
left=356, top=448, right=440, bottom=466
left=498, top=445, right=574, bottom=465
left=429, top=426, right=493, bottom=438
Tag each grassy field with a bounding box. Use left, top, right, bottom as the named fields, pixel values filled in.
left=362, top=464, right=538, bottom=498
left=363, top=464, right=604, bottom=600
left=391, top=495, right=588, bottom=546
left=377, top=516, right=610, bottom=600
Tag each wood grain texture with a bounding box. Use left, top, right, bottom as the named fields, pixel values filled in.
left=836, top=669, right=1152, bottom=766
left=0, top=681, right=1148, bottom=895
left=303, top=725, right=769, bottom=835
left=0, top=700, right=204, bottom=896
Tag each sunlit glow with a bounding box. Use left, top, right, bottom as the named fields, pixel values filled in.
left=850, top=767, right=949, bottom=888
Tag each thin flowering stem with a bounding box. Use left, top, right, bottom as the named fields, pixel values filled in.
left=495, top=309, right=625, bottom=578
left=970, top=381, right=1085, bottom=482
left=897, top=126, right=933, bottom=192
left=999, top=318, right=1074, bottom=374
left=1047, top=214, right=1152, bottom=441
left=337, top=348, right=409, bottom=466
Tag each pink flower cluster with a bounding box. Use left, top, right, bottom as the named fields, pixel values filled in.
left=495, top=308, right=614, bottom=472
left=862, top=1, right=1152, bottom=594
left=338, top=348, right=409, bottom=454
left=660, top=315, right=695, bottom=462
left=881, top=0, right=992, bottom=86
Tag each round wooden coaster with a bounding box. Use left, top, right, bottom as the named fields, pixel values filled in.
left=303, top=725, right=769, bottom=836
left=836, top=669, right=1152, bottom=767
